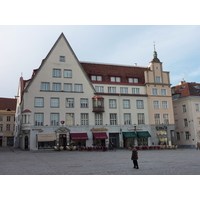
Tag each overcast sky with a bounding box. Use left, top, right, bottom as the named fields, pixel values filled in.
left=1, top=25, right=200, bottom=98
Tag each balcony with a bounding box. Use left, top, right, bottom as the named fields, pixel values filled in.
left=92, top=95, right=104, bottom=113
left=93, top=106, right=105, bottom=113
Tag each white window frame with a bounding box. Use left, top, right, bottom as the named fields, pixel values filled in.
left=50, top=98, right=59, bottom=108
left=34, top=113, right=44, bottom=126
left=80, top=99, right=88, bottom=108
left=120, top=87, right=128, bottom=93
left=153, top=100, right=159, bottom=109
left=66, top=113, right=74, bottom=126
left=53, top=83, right=61, bottom=91
left=41, top=82, right=50, bottom=91
left=35, top=97, right=44, bottom=107
left=163, top=113, right=169, bottom=124
left=53, top=69, right=61, bottom=78
left=60, top=56, right=65, bottom=62
left=161, top=89, right=167, bottom=96
left=123, top=100, right=130, bottom=109
left=110, top=77, right=121, bottom=82
left=137, top=113, right=145, bottom=124
left=182, top=105, right=186, bottom=113
left=124, top=113, right=131, bottom=125
left=184, top=118, right=188, bottom=127
left=66, top=98, right=74, bottom=108
left=155, top=76, right=161, bottom=83
left=152, top=88, right=158, bottom=95
left=64, top=83, right=72, bottom=92
left=95, top=86, right=104, bottom=93
left=109, top=99, right=117, bottom=109
left=95, top=113, right=103, bottom=125
left=110, top=113, right=117, bottom=125
left=154, top=113, right=160, bottom=124
left=136, top=100, right=144, bottom=109
left=132, top=88, right=140, bottom=94
left=64, top=70, right=72, bottom=78
left=81, top=113, right=89, bottom=125
left=74, top=84, right=83, bottom=92
left=108, top=87, right=116, bottom=93
left=50, top=113, right=59, bottom=126
left=185, top=131, right=190, bottom=140
left=162, top=101, right=168, bottom=109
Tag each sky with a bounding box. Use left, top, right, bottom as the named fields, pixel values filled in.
left=1, top=25, right=200, bottom=98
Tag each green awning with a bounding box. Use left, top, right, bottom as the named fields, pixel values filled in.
left=137, top=131, right=151, bottom=138
left=123, top=132, right=137, bottom=138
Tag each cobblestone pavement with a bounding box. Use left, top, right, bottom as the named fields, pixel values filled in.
left=1, top=147, right=200, bottom=175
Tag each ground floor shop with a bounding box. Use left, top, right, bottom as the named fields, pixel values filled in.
left=15, top=124, right=174, bottom=150
left=0, top=134, right=14, bottom=147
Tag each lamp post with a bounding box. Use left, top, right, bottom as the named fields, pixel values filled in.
left=134, top=124, right=137, bottom=146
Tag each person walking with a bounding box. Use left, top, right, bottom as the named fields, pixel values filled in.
left=131, top=146, right=139, bottom=169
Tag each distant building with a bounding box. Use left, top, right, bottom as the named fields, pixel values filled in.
left=172, top=81, right=200, bottom=148
left=0, top=97, right=17, bottom=147
left=14, top=33, right=175, bottom=150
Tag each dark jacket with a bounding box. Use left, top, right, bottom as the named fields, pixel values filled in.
left=131, top=148, right=138, bottom=160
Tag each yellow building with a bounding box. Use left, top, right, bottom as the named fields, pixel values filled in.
left=0, top=98, right=16, bottom=147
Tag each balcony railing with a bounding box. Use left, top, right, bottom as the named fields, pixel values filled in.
left=93, top=106, right=105, bottom=113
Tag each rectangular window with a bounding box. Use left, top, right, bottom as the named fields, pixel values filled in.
left=163, top=114, right=169, bottom=124
left=156, top=76, right=161, bottom=83
left=35, top=97, right=44, bottom=107
left=184, top=118, right=188, bottom=127
left=81, top=113, right=89, bottom=125
left=182, top=105, right=186, bottom=113
left=109, top=99, right=117, bottom=109
left=153, top=100, right=159, bottom=109
left=120, top=87, right=128, bottom=93
left=132, top=88, right=140, bottom=94
left=110, top=113, right=117, bottom=125
left=110, top=77, right=121, bottom=82
left=95, top=86, right=104, bottom=93
left=64, top=83, right=72, bottom=92
left=41, top=82, right=50, bottom=91
left=95, top=113, right=103, bottom=125
left=108, top=87, right=116, bottom=93
left=53, top=83, right=61, bottom=91
left=123, top=100, right=130, bottom=109
left=176, top=132, right=180, bottom=140
left=0, top=124, right=3, bottom=131
left=6, top=124, right=10, bottom=131
left=66, top=98, right=74, bottom=108
left=64, top=70, right=72, bottom=78
left=60, top=56, right=65, bottom=62
left=34, top=113, right=43, bottom=126
left=162, top=101, right=168, bottom=109
left=129, top=78, right=138, bottom=83
left=7, top=116, right=11, bottom=121
left=152, top=88, right=158, bottom=95
left=195, top=104, right=199, bottom=111
left=53, top=69, right=61, bottom=77
left=74, top=84, right=83, bottom=92
left=161, top=89, right=167, bottom=96
left=185, top=131, right=190, bottom=140
left=66, top=113, right=74, bottom=126
left=50, top=98, right=59, bottom=108
left=22, top=115, right=30, bottom=124
left=80, top=99, right=88, bottom=108
left=50, top=113, right=59, bottom=126
left=124, top=113, right=131, bottom=125
left=0, top=116, right=3, bottom=121
left=136, top=100, right=144, bottom=109
left=154, top=114, right=160, bottom=124
left=137, top=113, right=145, bottom=124
left=91, top=75, right=102, bottom=81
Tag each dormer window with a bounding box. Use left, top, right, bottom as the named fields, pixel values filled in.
left=110, top=77, right=121, bottom=82
left=128, top=78, right=138, bottom=83
left=91, top=75, right=102, bottom=81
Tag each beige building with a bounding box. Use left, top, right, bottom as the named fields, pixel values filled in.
left=0, top=97, right=16, bottom=147
left=14, top=33, right=174, bottom=150
left=172, top=81, right=200, bottom=148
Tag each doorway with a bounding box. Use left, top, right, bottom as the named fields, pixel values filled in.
left=109, top=133, right=119, bottom=148
left=25, top=136, right=28, bottom=150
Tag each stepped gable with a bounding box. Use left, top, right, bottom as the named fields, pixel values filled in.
left=0, top=97, right=17, bottom=110
left=81, top=62, right=148, bottom=84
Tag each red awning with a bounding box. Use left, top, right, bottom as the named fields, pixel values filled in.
left=93, top=132, right=108, bottom=139
left=70, top=133, right=88, bottom=140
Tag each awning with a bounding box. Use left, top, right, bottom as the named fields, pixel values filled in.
left=137, top=131, right=151, bottom=138
left=37, top=134, right=56, bottom=142
left=123, top=132, right=137, bottom=138
left=93, top=132, right=108, bottom=139
left=70, top=133, right=88, bottom=140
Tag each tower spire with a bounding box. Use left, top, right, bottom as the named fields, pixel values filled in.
left=153, top=41, right=157, bottom=58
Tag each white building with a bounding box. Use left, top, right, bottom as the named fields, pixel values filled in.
left=14, top=33, right=174, bottom=150
left=172, top=81, right=200, bottom=148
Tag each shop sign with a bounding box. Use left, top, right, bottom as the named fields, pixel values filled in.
left=127, top=127, right=143, bottom=131
left=32, top=129, right=43, bottom=132
left=90, top=128, right=108, bottom=132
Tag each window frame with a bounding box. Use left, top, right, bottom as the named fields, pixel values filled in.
left=153, top=100, right=159, bottom=109
left=152, top=88, right=158, bottom=95
left=124, top=113, right=131, bottom=125
left=110, top=113, right=117, bottom=125
left=137, top=113, right=145, bottom=124
left=50, top=113, right=59, bottom=126
left=34, top=113, right=44, bottom=126
left=81, top=113, right=89, bottom=125
left=109, top=99, right=117, bottom=109
left=136, top=100, right=144, bottom=109
left=66, top=98, right=74, bottom=108
left=41, top=82, right=50, bottom=91
left=60, top=56, right=65, bottom=62
left=80, top=98, right=88, bottom=108
left=64, top=69, right=72, bottom=78
left=50, top=98, right=59, bottom=108
left=66, top=113, right=74, bottom=126
left=35, top=97, right=44, bottom=107
left=53, top=69, right=61, bottom=78
left=52, top=83, right=61, bottom=91
left=123, top=99, right=130, bottom=109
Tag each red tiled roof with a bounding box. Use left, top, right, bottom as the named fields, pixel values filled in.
left=81, top=62, right=149, bottom=85
left=172, top=82, right=200, bottom=98
left=0, top=98, right=17, bottom=110
left=22, top=109, right=31, bottom=113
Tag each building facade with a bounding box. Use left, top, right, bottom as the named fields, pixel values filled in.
left=0, top=98, right=16, bottom=147
left=14, top=33, right=175, bottom=150
left=172, top=81, right=200, bottom=148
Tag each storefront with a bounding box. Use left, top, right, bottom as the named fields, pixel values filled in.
left=137, top=131, right=151, bottom=146
left=37, top=134, right=56, bottom=149
left=123, top=132, right=137, bottom=148
left=92, top=132, right=108, bottom=146
left=70, top=133, right=88, bottom=146
left=109, top=133, right=119, bottom=148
